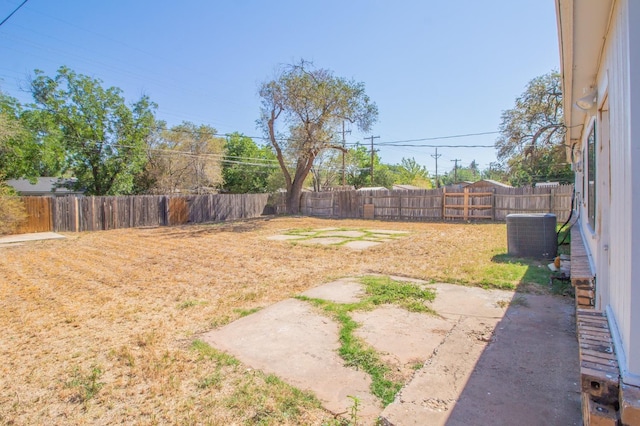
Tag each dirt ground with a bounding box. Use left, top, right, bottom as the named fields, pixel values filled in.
left=0, top=217, right=572, bottom=425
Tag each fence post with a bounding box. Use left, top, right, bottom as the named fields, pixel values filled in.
left=442, top=187, right=446, bottom=219
left=463, top=188, right=469, bottom=220
left=550, top=188, right=556, bottom=215
left=74, top=196, right=79, bottom=232
left=491, top=188, right=496, bottom=221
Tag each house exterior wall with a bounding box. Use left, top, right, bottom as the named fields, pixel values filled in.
left=573, top=0, right=640, bottom=384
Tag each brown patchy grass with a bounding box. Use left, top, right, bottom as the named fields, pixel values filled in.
left=0, top=216, right=518, bottom=425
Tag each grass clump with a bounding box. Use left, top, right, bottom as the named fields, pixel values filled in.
left=234, top=307, right=262, bottom=317
left=191, top=339, right=239, bottom=367
left=177, top=299, right=207, bottom=310
left=225, top=371, right=322, bottom=425
left=361, top=275, right=435, bottom=313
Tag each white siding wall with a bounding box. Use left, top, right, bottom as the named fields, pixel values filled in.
left=627, top=0, right=640, bottom=380
left=581, top=0, right=640, bottom=383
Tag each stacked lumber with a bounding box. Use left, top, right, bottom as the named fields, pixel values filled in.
left=577, top=309, right=620, bottom=425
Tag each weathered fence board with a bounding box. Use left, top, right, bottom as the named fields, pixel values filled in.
left=15, top=193, right=270, bottom=234
left=169, top=197, right=189, bottom=226
left=300, top=185, right=573, bottom=222
left=16, top=186, right=572, bottom=234
left=16, top=197, right=52, bottom=233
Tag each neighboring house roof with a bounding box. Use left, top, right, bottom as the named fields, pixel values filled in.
left=6, top=177, right=82, bottom=196
left=465, top=179, right=512, bottom=189
left=392, top=184, right=422, bottom=191
left=356, top=186, right=388, bottom=191
left=535, top=181, right=560, bottom=188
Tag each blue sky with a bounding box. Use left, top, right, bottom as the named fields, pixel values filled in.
left=0, top=0, right=560, bottom=176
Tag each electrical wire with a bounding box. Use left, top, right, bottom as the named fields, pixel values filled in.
left=373, top=131, right=500, bottom=144
left=0, top=0, right=29, bottom=28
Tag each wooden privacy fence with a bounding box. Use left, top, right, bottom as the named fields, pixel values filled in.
left=15, top=193, right=270, bottom=233
left=300, top=185, right=574, bottom=222
left=14, top=185, right=573, bottom=234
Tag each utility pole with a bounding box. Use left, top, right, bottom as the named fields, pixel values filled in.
left=431, top=148, right=442, bottom=188
left=341, top=122, right=351, bottom=187
left=364, top=135, right=380, bottom=185
left=451, top=158, right=461, bottom=183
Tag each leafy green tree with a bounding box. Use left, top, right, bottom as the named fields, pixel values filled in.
left=440, top=162, right=481, bottom=186
left=344, top=145, right=393, bottom=189
left=469, top=160, right=479, bottom=178
left=29, top=66, right=156, bottom=195
left=393, top=157, right=432, bottom=188
left=258, top=61, right=378, bottom=213
left=481, top=162, right=508, bottom=182
left=0, top=91, right=27, bottom=178
left=1, top=90, right=69, bottom=180
left=496, top=71, right=572, bottom=186
left=222, top=132, right=279, bottom=193
left=19, top=109, right=67, bottom=177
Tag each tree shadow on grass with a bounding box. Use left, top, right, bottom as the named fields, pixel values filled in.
left=147, top=217, right=272, bottom=239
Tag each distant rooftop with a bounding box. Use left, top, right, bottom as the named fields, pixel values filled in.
left=392, top=184, right=423, bottom=191
left=6, top=177, right=83, bottom=196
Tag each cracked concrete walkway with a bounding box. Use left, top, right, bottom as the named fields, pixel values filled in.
left=203, top=278, right=581, bottom=425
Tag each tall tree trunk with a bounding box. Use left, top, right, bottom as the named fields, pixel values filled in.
left=286, top=178, right=305, bottom=214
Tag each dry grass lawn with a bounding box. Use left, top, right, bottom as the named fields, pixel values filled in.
left=0, top=216, right=543, bottom=425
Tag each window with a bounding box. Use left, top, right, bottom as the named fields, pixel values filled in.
left=586, top=124, right=596, bottom=229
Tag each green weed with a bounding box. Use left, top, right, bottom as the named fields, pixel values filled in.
left=191, top=339, right=239, bottom=367
left=234, top=307, right=262, bottom=317
left=361, top=275, right=435, bottom=313
left=66, top=364, right=104, bottom=403
left=298, top=276, right=434, bottom=406
left=197, top=371, right=222, bottom=389
left=224, top=371, right=321, bottom=424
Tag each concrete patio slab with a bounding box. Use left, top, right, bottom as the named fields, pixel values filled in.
left=0, top=232, right=65, bottom=245
left=301, top=278, right=364, bottom=304
left=342, top=240, right=381, bottom=250
left=352, top=305, right=452, bottom=366
left=381, top=293, right=581, bottom=426
left=428, top=283, right=511, bottom=319
left=202, top=278, right=581, bottom=425
left=203, top=298, right=381, bottom=421
left=366, top=229, right=409, bottom=235
left=299, top=237, right=345, bottom=246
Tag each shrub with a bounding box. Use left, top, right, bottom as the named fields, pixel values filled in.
left=0, top=180, right=26, bottom=235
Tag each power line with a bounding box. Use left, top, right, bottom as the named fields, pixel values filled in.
left=374, top=143, right=495, bottom=148
left=375, top=131, right=500, bottom=145
left=0, top=0, right=29, bottom=28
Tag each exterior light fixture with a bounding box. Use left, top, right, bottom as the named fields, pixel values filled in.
left=575, top=89, right=597, bottom=111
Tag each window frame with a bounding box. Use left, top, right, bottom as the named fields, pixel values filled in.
left=585, top=121, right=597, bottom=231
